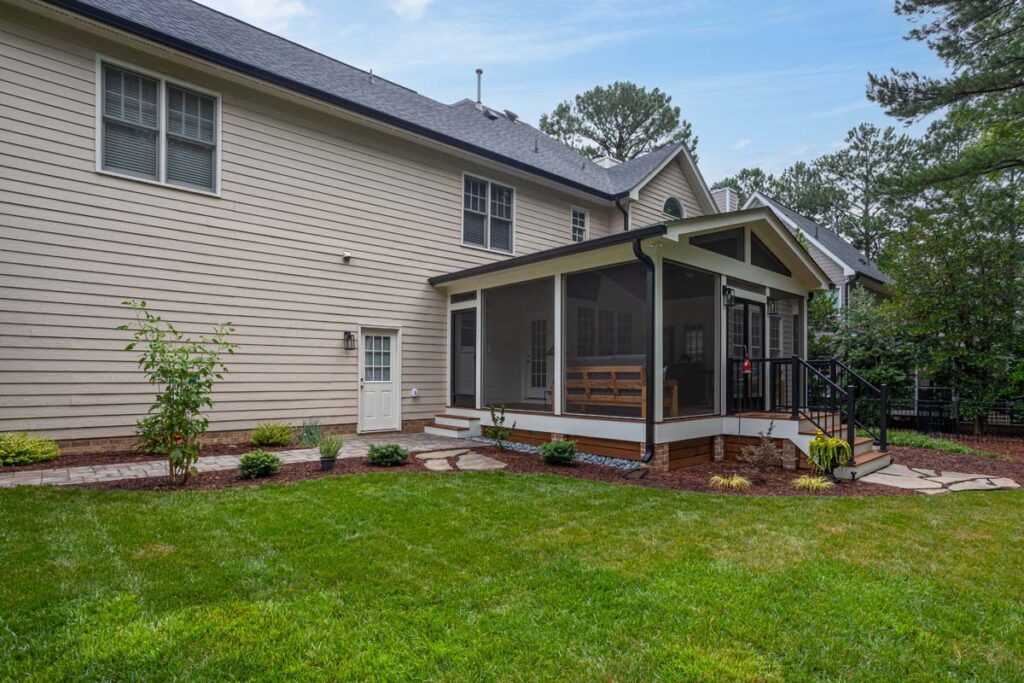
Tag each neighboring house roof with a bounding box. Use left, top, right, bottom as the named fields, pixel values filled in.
left=744, top=193, right=893, bottom=285
left=42, top=0, right=717, bottom=204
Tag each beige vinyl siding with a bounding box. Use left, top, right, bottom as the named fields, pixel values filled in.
left=803, top=241, right=846, bottom=290
left=0, top=8, right=613, bottom=440
left=630, top=159, right=705, bottom=227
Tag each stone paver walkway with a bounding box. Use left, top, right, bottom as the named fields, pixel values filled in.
left=861, top=464, right=1020, bottom=495
left=415, top=448, right=506, bottom=472
left=0, top=432, right=472, bottom=488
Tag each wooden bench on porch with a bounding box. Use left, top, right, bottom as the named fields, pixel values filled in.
left=565, top=365, right=679, bottom=418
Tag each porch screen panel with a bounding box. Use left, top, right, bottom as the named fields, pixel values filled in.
left=481, top=278, right=554, bottom=412
left=663, top=262, right=717, bottom=416
left=564, top=262, right=648, bottom=418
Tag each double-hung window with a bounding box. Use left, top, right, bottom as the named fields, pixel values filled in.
left=462, top=175, right=514, bottom=252
left=571, top=207, right=588, bottom=242
left=99, top=61, right=219, bottom=194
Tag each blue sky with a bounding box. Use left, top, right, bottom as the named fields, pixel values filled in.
left=199, top=0, right=943, bottom=183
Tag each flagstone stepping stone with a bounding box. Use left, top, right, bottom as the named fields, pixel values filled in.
left=423, top=459, right=453, bottom=472
left=911, top=468, right=938, bottom=477
left=990, top=477, right=1020, bottom=489
left=948, top=479, right=999, bottom=492
left=930, top=472, right=987, bottom=485
left=860, top=472, right=943, bottom=489
left=455, top=452, right=506, bottom=471
left=919, top=488, right=951, bottom=495
left=415, top=449, right=468, bottom=460
left=876, top=464, right=922, bottom=478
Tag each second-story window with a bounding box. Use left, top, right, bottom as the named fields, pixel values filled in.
left=571, top=207, right=588, bottom=242
left=99, top=61, right=220, bottom=194
left=463, top=175, right=514, bottom=253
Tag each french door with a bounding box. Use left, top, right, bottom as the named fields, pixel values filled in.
left=728, top=300, right=766, bottom=412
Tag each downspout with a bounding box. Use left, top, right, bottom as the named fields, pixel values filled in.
left=632, top=237, right=656, bottom=463
left=615, top=196, right=630, bottom=231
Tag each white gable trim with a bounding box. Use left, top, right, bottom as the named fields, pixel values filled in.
left=743, top=193, right=855, bottom=278
left=627, top=146, right=719, bottom=215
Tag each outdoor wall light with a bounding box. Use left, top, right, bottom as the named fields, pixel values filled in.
left=767, top=299, right=778, bottom=316
left=722, top=286, right=736, bottom=307
left=343, top=331, right=357, bottom=350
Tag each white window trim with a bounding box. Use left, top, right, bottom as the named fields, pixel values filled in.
left=570, top=206, right=589, bottom=242
left=95, top=55, right=222, bottom=197
left=461, top=171, right=516, bottom=254
left=662, top=196, right=685, bottom=220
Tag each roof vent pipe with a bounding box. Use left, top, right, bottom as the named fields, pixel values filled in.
left=475, top=68, right=483, bottom=107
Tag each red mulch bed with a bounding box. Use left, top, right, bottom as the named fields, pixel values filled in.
left=485, top=448, right=907, bottom=497
left=79, top=447, right=906, bottom=497
left=889, top=446, right=1024, bottom=480
left=2, top=443, right=301, bottom=473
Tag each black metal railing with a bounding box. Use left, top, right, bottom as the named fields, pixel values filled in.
left=727, top=355, right=889, bottom=454
left=889, top=397, right=1024, bottom=441
left=791, top=356, right=889, bottom=453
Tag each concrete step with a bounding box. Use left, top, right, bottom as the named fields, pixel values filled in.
left=435, top=414, right=479, bottom=429
left=833, top=450, right=890, bottom=481
left=423, top=423, right=473, bottom=439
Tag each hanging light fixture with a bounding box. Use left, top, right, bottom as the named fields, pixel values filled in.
left=343, top=331, right=357, bottom=350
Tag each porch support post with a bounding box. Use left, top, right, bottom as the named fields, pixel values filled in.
left=553, top=274, right=563, bottom=415
left=653, top=253, right=664, bottom=422
left=474, top=288, right=482, bottom=410
left=632, top=238, right=656, bottom=463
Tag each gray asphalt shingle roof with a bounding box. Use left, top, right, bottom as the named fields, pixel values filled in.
left=49, top=0, right=696, bottom=199
left=749, top=194, right=893, bottom=285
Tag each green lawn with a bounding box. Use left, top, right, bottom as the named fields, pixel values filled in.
left=2, top=473, right=1023, bottom=681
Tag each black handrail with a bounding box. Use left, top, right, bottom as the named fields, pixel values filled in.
left=803, top=357, right=888, bottom=452
left=791, top=356, right=850, bottom=443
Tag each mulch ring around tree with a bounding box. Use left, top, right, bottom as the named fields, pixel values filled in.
left=2, top=442, right=301, bottom=473
left=80, top=446, right=907, bottom=496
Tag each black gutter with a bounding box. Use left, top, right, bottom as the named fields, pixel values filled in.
left=631, top=239, right=656, bottom=464
left=42, top=0, right=627, bottom=202
left=615, top=197, right=630, bottom=231
left=428, top=224, right=667, bottom=285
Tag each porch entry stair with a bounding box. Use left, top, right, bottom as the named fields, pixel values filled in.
left=424, top=412, right=481, bottom=439
left=783, top=357, right=890, bottom=480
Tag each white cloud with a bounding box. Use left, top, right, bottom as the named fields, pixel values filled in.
left=388, top=0, right=435, bottom=21
left=729, top=138, right=751, bottom=151
left=196, top=0, right=310, bottom=33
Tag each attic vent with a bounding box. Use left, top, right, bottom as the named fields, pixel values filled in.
left=504, top=109, right=519, bottom=122
left=483, top=108, right=499, bottom=120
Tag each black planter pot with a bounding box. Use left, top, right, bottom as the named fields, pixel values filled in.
left=320, top=457, right=336, bottom=471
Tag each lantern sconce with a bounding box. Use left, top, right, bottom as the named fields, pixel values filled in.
left=343, top=331, right=357, bottom=351
left=767, top=299, right=779, bottom=316
left=722, top=285, right=736, bottom=308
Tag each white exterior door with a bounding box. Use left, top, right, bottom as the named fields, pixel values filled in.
left=359, top=330, right=400, bottom=432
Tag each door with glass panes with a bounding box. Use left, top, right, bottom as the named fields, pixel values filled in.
left=359, top=329, right=400, bottom=432
left=727, top=300, right=765, bottom=412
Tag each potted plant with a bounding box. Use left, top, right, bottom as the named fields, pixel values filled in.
left=319, top=435, right=342, bottom=471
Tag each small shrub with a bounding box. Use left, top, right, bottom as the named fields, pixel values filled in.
left=238, top=450, right=282, bottom=479
left=0, top=432, right=61, bottom=467
left=251, top=423, right=293, bottom=447
left=539, top=439, right=576, bottom=466
left=298, top=418, right=324, bottom=448
left=319, top=435, right=342, bottom=459
left=366, top=443, right=408, bottom=466
left=709, top=474, right=752, bottom=491
left=792, top=475, right=836, bottom=492
left=483, top=404, right=517, bottom=451
left=738, top=421, right=783, bottom=472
